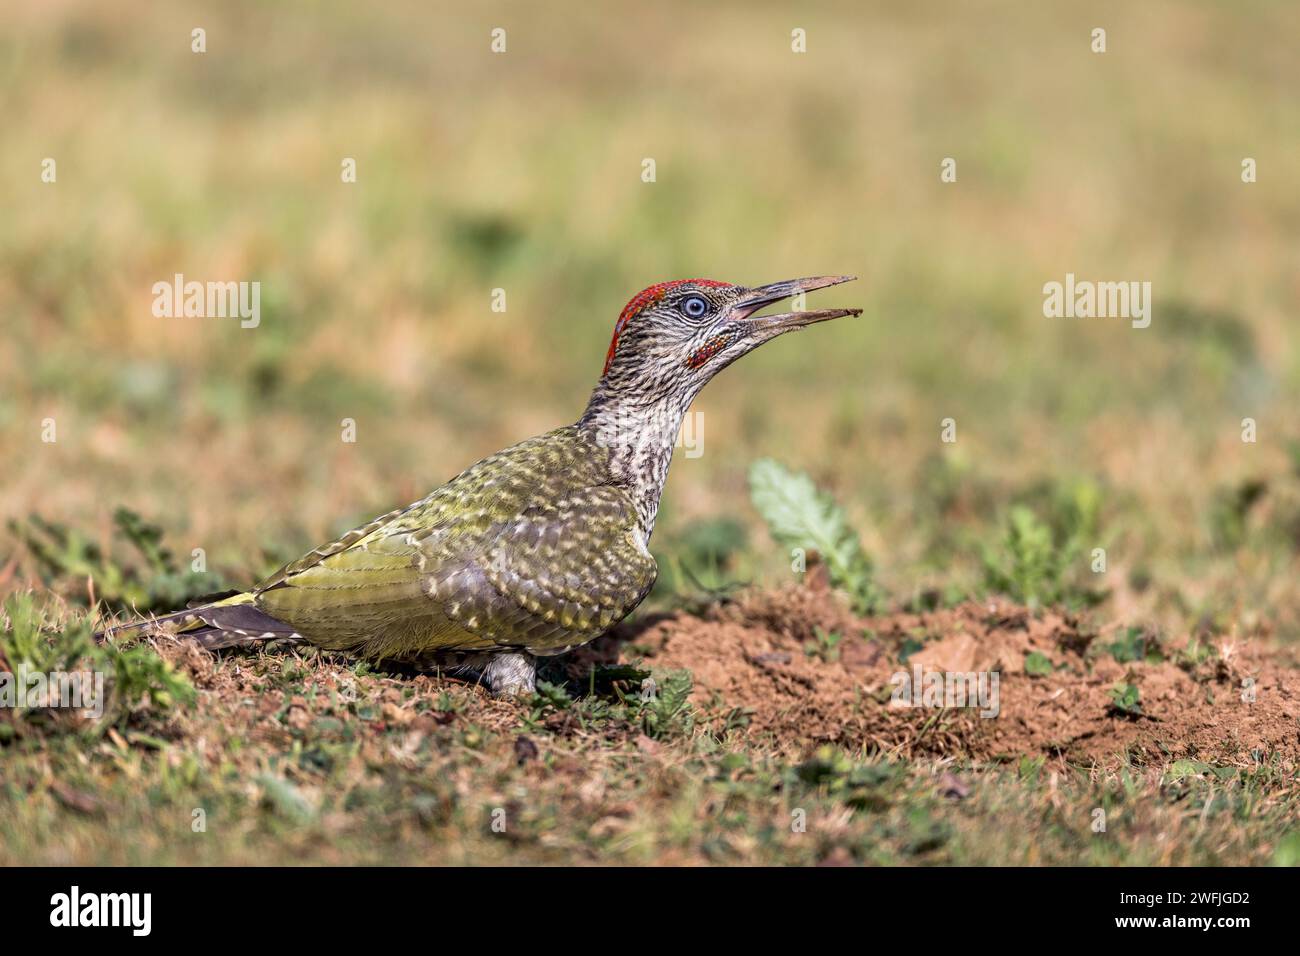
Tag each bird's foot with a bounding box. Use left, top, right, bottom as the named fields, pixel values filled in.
left=481, top=652, right=537, bottom=697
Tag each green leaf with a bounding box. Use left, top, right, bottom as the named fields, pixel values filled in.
left=1163, top=759, right=1234, bottom=783
left=747, top=459, right=879, bottom=613
left=804, top=627, right=842, bottom=663
left=256, top=773, right=316, bottom=824
left=1105, top=626, right=1163, bottom=664
left=1166, top=758, right=1212, bottom=781
left=898, top=637, right=925, bottom=663
left=981, top=506, right=1058, bottom=606
left=1272, top=830, right=1300, bottom=867
left=1024, top=650, right=1054, bottom=676
left=1108, top=682, right=1142, bottom=716
left=978, top=486, right=1107, bottom=609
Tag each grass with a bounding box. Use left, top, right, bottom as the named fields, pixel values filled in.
left=2, top=462, right=1297, bottom=864
left=0, top=594, right=195, bottom=737
left=3, top=615, right=1298, bottom=865
left=3, top=0, right=1300, bottom=864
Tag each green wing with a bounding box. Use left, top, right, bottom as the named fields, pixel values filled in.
left=472, top=485, right=658, bottom=652
left=251, top=427, right=657, bottom=658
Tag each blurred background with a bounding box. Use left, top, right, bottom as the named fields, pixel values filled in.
left=2, top=0, right=1298, bottom=640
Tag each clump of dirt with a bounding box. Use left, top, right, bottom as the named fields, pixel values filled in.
left=602, top=584, right=1300, bottom=768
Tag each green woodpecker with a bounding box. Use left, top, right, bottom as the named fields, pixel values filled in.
left=100, top=276, right=859, bottom=694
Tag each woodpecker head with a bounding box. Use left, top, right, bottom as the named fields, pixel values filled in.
left=594, top=275, right=859, bottom=410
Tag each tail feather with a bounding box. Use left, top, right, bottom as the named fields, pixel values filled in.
left=95, top=592, right=302, bottom=650
left=181, top=624, right=295, bottom=651
left=185, top=588, right=244, bottom=608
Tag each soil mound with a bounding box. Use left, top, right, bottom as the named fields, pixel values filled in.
left=603, top=585, right=1300, bottom=768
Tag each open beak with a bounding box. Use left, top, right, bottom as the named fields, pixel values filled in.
left=732, top=275, right=861, bottom=334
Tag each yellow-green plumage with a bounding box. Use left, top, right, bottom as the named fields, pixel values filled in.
left=215, top=425, right=656, bottom=661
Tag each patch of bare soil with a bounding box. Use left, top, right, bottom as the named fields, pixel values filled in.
left=143, top=580, right=1300, bottom=773
left=599, top=584, right=1300, bottom=768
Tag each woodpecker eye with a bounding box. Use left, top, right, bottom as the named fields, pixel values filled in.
left=681, top=295, right=709, bottom=319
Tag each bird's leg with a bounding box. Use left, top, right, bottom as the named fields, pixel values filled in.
left=480, top=652, right=537, bottom=697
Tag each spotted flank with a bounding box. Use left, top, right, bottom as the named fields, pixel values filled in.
left=97, top=424, right=657, bottom=666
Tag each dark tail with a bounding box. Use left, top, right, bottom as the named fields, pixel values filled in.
left=95, top=593, right=302, bottom=650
